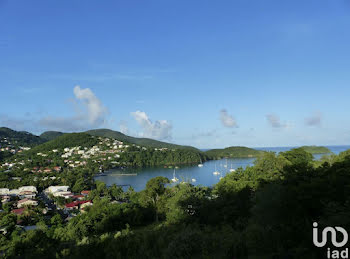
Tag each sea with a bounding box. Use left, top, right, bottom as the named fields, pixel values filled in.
left=95, top=145, right=350, bottom=191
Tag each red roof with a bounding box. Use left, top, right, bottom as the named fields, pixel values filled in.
left=65, top=200, right=92, bottom=208
left=81, top=190, right=91, bottom=195
left=12, top=208, right=25, bottom=215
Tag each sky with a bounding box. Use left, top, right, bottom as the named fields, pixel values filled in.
left=1, top=0, right=350, bottom=148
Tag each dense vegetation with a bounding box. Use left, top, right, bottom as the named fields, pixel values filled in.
left=0, top=127, right=44, bottom=147
left=86, top=129, right=198, bottom=150
left=27, top=133, right=98, bottom=153
left=1, top=148, right=349, bottom=258
left=39, top=131, right=64, bottom=141
left=300, top=145, right=331, bottom=154
left=205, top=146, right=264, bottom=159
left=119, top=148, right=209, bottom=167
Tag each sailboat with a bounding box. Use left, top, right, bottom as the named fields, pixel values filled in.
left=229, top=164, right=236, bottom=172
left=171, top=168, right=179, bottom=182
left=191, top=178, right=196, bottom=182
left=223, top=159, right=228, bottom=168
left=213, top=164, right=220, bottom=175
left=198, top=158, right=203, bottom=167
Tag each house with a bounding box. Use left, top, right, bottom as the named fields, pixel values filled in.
left=19, top=191, right=36, bottom=199
left=17, top=198, right=38, bottom=208
left=12, top=208, right=26, bottom=215
left=53, top=166, right=62, bottom=172
left=0, top=188, right=9, bottom=195
left=64, top=200, right=92, bottom=211
left=46, top=186, right=69, bottom=194
left=1, top=195, right=11, bottom=203
left=19, top=186, right=37, bottom=193
left=81, top=190, right=91, bottom=196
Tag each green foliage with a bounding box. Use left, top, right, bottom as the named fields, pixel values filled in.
left=39, top=131, right=64, bottom=141
left=0, top=127, right=44, bottom=147
left=119, top=148, right=208, bottom=167
left=205, top=146, right=264, bottom=159
left=29, top=133, right=98, bottom=153
left=300, top=145, right=331, bottom=154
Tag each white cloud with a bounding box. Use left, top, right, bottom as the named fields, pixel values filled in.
left=131, top=111, right=172, bottom=140
left=266, top=114, right=288, bottom=128
left=39, top=85, right=108, bottom=131
left=220, top=109, right=238, bottom=128
left=119, top=121, right=129, bottom=135
left=305, top=111, right=322, bottom=126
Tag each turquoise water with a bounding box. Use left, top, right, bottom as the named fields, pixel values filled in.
left=96, top=145, right=350, bottom=191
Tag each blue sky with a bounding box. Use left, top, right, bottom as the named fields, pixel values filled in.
left=1, top=0, right=350, bottom=148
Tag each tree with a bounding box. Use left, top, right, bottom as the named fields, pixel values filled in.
left=142, top=177, right=170, bottom=222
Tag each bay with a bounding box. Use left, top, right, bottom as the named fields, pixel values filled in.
left=96, top=145, right=350, bottom=191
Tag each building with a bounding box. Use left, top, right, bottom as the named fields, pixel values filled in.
left=46, top=186, right=70, bottom=194
left=17, top=198, right=38, bottom=208
left=64, top=200, right=92, bottom=211
left=18, top=186, right=37, bottom=193
left=12, top=208, right=25, bottom=215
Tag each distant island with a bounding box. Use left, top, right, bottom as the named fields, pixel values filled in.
left=205, top=146, right=264, bottom=159
left=300, top=146, right=331, bottom=154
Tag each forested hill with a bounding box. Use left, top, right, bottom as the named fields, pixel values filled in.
left=205, top=146, right=264, bottom=159
left=300, top=145, right=331, bottom=154
left=0, top=127, right=44, bottom=147
left=40, top=131, right=65, bottom=141
left=27, top=133, right=98, bottom=153
left=85, top=129, right=198, bottom=150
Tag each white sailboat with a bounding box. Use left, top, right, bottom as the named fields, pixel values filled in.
left=223, top=159, right=228, bottom=168
left=229, top=164, right=236, bottom=172
left=213, top=164, right=220, bottom=175
left=191, top=178, right=196, bottom=182
left=171, top=168, right=179, bottom=182
left=198, top=158, right=203, bottom=167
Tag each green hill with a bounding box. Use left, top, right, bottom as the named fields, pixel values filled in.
left=85, top=129, right=198, bottom=150
left=29, top=133, right=98, bottom=153
left=205, top=146, right=264, bottom=159
left=0, top=127, right=44, bottom=147
left=40, top=131, right=65, bottom=141
left=300, top=146, right=331, bottom=154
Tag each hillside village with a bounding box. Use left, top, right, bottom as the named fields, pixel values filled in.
left=0, top=134, right=178, bottom=232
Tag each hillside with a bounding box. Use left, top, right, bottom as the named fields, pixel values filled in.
left=28, top=133, right=98, bottom=153
left=205, top=146, right=264, bottom=159
left=0, top=127, right=44, bottom=147
left=300, top=145, right=331, bottom=154
left=85, top=129, right=198, bottom=150
left=40, top=131, right=65, bottom=141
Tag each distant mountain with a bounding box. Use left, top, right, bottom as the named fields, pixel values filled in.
left=40, top=131, right=65, bottom=141
left=0, top=127, right=45, bottom=147
left=85, top=129, right=198, bottom=150
left=300, top=146, right=331, bottom=154
left=205, top=146, right=264, bottom=159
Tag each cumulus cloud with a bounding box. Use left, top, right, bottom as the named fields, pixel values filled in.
left=119, top=121, right=129, bottom=135
left=39, top=85, right=108, bottom=131
left=131, top=111, right=172, bottom=140
left=266, top=114, right=288, bottom=128
left=220, top=109, right=238, bottom=128
left=305, top=111, right=322, bottom=126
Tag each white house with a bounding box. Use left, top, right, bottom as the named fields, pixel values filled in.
left=0, top=188, right=10, bottom=195
left=17, top=198, right=38, bottom=208
left=46, top=186, right=69, bottom=194
left=19, top=186, right=37, bottom=193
